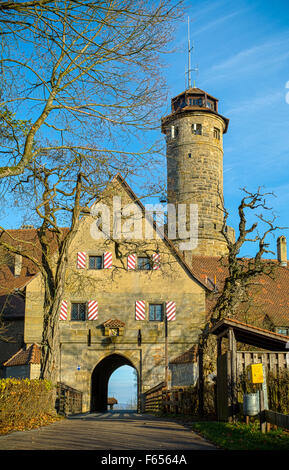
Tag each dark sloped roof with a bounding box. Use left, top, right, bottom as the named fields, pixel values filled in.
left=3, top=343, right=40, bottom=366
left=170, top=345, right=198, bottom=364
left=0, top=228, right=69, bottom=318
left=190, top=255, right=289, bottom=327
left=210, top=317, right=289, bottom=351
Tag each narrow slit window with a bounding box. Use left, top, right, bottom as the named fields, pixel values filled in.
left=213, top=127, right=220, bottom=140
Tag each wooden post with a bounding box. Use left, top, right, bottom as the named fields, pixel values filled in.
left=198, top=348, right=204, bottom=417
left=164, top=314, right=168, bottom=388
left=228, top=328, right=237, bottom=421
left=259, top=388, right=266, bottom=433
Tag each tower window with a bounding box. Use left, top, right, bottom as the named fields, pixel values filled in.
left=206, top=100, right=214, bottom=110
left=188, top=153, right=191, bottom=158
left=213, top=127, right=220, bottom=140
left=192, top=123, right=202, bottom=135
left=171, top=126, right=179, bottom=139
left=192, top=98, right=202, bottom=106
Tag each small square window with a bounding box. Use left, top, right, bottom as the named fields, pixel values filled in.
left=149, top=304, right=164, bottom=321
left=89, top=255, right=103, bottom=269
left=137, top=257, right=152, bottom=270
left=71, top=303, right=86, bottom=321
left=192, top=123, right=202, bottom=135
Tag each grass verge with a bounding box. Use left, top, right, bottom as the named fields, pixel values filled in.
left=191, top=421, right=289, bottom=450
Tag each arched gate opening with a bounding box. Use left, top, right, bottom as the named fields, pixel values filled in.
left=90, top=354, right=138, bottom=412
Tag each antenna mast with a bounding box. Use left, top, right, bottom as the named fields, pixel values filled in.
left=186, top=17, right=198, bottom=89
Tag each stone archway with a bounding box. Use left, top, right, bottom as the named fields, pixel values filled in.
left=90, top=353, right=138, bottom=412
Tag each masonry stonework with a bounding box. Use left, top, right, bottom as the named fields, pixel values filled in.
left=162, top=88, right=234, bottom=256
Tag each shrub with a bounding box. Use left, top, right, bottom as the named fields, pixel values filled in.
left=0, top=378, right=58, bottom=434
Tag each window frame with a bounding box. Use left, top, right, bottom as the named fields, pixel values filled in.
left=71, top=302, right=87, bottom=321
left=213, top=127, right=220, bottom=140
left=137, top=256, right=152, bottom=271
left=192, top=123, right=202, bottom=136
left=149, top=303, right=164, bottom=322
left=88, top=255, right=103, bottom=270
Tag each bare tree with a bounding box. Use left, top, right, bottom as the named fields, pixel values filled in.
left=0, top=0, right=182, bottom=178
left=197, top=188, right=285, bottom=411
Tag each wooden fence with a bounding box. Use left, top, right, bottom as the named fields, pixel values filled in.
left=55, top=382, right=83, bottom=416
left=144, top=382, right=165, bottom=413
left=264, top=410, right=289, bottom=431
left=237, top=351, right=289, bottom=375
left=144, top=383, right=199, bottom=415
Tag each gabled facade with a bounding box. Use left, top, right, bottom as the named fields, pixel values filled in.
left=18, top=175, right=209, bottom=411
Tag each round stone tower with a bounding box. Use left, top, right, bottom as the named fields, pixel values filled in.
left=161, top=86, right=234, bottom=257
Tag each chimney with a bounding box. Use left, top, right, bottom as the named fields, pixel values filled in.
left=277, top=236, right=287, bottom=267
left=14, top=253, right=22, bottom=277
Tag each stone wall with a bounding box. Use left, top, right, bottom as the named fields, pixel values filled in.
left=163, top=110, right=234, bottom=257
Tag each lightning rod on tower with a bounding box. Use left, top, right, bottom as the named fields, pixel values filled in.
left=186, top=17, right=198, bottom=89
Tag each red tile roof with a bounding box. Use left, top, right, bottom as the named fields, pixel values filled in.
left=103, top=319, right=125, bottom=328
left=3, top=343, right=40, bottom=366
left=190, top=255, right=289, bottom=328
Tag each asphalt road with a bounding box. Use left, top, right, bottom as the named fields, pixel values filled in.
left=0, top=411, right=218, bottom=451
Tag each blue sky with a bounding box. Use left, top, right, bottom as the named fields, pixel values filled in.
left=108, top=366, right=137, bottom=408
left=157, top=0, right=289, bottom=258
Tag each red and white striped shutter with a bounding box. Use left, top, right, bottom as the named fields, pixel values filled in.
left=166, top=301, right=176, bottom=321
left=152, top=252, right=160, bottom=270
left=103, top=251, right=112, bottom=269
left=77, top=252, right=86, bottom=269
left=59, top=300, right=68, bottom=321
left=88, top=300, right=98, bottom=320
left=135, top=301, right=145, bottom=320
left=127, top=254, right=136, bottom=270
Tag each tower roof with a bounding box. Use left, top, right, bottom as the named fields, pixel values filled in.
left=173, top=87, right=219, bottom=102
left=162, top=86, right=229, bottom=133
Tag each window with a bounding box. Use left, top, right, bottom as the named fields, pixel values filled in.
left=206, top=100, right=214, bottom=110
left=171, top=126, right=179, bottom=139
left=192, top=123, right=202, bottom=135
left=149, top=304, right=164, bottom=321
left=213, top=127, right=220, bottom=140
left=137, top=256, right=152, bottom=270
left=89, top=255, right=103, bottom=270
left=71, top=303, right=86, bottom=321
left=276, top=327, right=289, bottom=336
left=192, top=98, right=202, bottom=106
